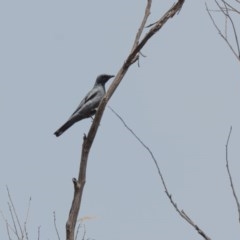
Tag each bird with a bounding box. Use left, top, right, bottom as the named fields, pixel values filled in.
left=54, top=74, right=114, bottom=137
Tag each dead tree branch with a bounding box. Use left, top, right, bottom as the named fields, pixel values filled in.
left=53, top=211, right=61, bottom=240
left=206, top=0, right=240, bottom=62
left=23, top=197, right=31, bottom=240
left=74, top=223, right=81, bottom=240
left=0, top=187, right=34, bottom=240
left=0, top=210, right=12, bottom=240
left=7, top=186, right=24, bottom=239
left=66, top=1, right=185, bottom=240
left=109, top=106, right=211, bottom=240
left=225, top=126, right=240, bottom=224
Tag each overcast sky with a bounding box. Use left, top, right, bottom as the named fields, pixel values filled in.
left=1, top=1, right=240, bottom=240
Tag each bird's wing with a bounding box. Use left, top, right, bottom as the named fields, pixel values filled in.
left=70, top=87, right=99, bottom=117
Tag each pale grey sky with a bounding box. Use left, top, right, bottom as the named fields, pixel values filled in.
left=1, top=1, right=240, bottom=240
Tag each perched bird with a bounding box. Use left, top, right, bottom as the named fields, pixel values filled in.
left=54, top=74, right=114, bottom=137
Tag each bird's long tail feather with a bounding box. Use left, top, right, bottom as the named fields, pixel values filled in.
left=54, top=120, right=75, bottom=137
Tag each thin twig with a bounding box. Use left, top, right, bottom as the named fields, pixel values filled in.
left=109, top=106, right=211, bottom=240
left=24, top=197, right=31, bottom=240
left=24, top=224, right=29, bottom=240
left=222, top=0, right=240, bottom=14
left=131, top=0, right=152, bottom=52
left=225, top=126, right=240, bottom=223
left=7, top=202, right=18, bottom=237
left=0, top=211, right=13, bottom=240
left=224, top=1, right=228, bottom=37
left=6, top=220, right=12, bottom=240
left=6, top=186, right=24, bottom=239
left=0, top=210, right=16, bottom=237
left=53, top=211, right=61, bottom=240
left=37, top=226, right=41, bottom=240
left=206, top=1, right=240, bottom=61
left=81, top=224, right=87, bottom=240
left=228, top=11, right=240, bottom=56
left=108, top=106, right=167, bottom=189
left=24, top=197, right=31, bottom=226
left=75, top=223, right=81, bottom=240
left=215, top=0, right=240, bottom=57
left=207, top=8, right=236, bottom=12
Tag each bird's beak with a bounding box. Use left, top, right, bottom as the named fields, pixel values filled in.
left=106, top=75, right=114, bottom=82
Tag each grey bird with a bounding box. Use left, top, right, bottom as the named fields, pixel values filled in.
left=54, top=74, right=114, bottom=137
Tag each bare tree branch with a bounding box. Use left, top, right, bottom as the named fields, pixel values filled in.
left=131, top=0, right=152, bottom=63
left=23, top=197, right=31, bottom=240
left=81, top=224, right=87, bottom=240
left=108, top=106, right=211, bottom=240
left=225, top=126, right=240, bottom=223
left=0, top=209, right=16, bottom=239
left=54, top=211, right=61, bottom=240
left=0, top=211, right=13, bottom=240
left=74, top=223, right=81, bottom=240
left=215, top=0, right=240, bottom=56
left=6, top=220, right=12, bottom=240
left=132, top=0, right=151, bottom=50
left=223, top=0, right=240, bottom=14
left=66, top=1, right=185, bottom=240
left=1, top=191, right=40, bottom=240
left=206, top=0, right=240, bottom=62
left=6, top=186, right=24, bottom=239
left=7, top=203, right=19, bottom=238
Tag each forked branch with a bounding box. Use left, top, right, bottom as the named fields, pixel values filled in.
left=66, top=1, right=185, bottom=240
left=206, top=0, right=240, bottom=62
left=1, top=187, right=32, bottom=240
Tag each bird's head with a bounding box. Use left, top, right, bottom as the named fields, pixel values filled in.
left=95, top=74, right=115, bottom=85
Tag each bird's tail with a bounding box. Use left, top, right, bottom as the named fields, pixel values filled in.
left=54, top=120, right=75, bottom=137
